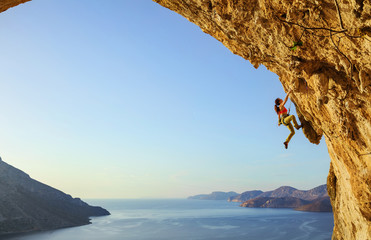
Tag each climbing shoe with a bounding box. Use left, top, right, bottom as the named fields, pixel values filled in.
left=284, top=142, right=288, bottom=149
left=296, top=125, right=302, bottom=130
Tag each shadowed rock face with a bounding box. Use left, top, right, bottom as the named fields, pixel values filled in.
left=1, top=1, right=371, bottom=239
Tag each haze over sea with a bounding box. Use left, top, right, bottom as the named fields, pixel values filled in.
left=4, top=199, right=333, bottom=240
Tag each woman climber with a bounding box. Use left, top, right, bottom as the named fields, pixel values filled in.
left=274, top=89, right=302, bottom=149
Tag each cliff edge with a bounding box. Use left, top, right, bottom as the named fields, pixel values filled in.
left=1, top=1, right=370, bottom=239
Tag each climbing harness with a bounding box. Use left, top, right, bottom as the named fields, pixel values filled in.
left=280, top=114, right=289, bottom=126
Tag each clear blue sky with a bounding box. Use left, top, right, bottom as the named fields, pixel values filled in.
left=0, top=0, right=331, bottom=198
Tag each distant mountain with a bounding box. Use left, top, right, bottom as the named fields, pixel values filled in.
left=228, top=190, right=264, bottom=202
left=230, top=185, right=328, bottom=202
left=238, top=185, right=331, bottom=212
left=257, top=185, right=328, bottom=201
left=0, top=158, right=110, bottom=236
left=188, top=191, right=239, bottom=200
left=240, top=197, right=311, bottom=208
left=256, top=186, right=297, bottom=198
left=190, top=185, right=331, bottom=212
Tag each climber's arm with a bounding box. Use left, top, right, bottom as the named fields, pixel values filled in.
left=280, top=89, right=292, bottom=110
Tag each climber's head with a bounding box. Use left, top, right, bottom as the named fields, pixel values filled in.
left=275, top=98, right=282, bottom=105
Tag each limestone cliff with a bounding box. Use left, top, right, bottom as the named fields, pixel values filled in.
left=151, top=1, right=370, bottom=239
left=1, top=0, right=370, bottom=239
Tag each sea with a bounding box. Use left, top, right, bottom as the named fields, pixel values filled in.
left=3, top=199, right=334, bottom=240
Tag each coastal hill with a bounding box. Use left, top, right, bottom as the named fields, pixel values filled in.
left=188, top=191, right=239, bottom=200
left=227, top=190, right=263, bottom=202
left=229, top=185, right=328, bottom=202
left=0, top=158, right=110, bottom=236
left=189, top=185, right=332, bottom=212
left=238, top=185, right=332, bottom=212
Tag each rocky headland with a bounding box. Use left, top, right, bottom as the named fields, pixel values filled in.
left=296, top=197, right=333, bottom=212
left=240, top=196, right=332, bottom=212
left=0, top=158, right=110, bottom=236
left=240, top=196, right=311, bottom=208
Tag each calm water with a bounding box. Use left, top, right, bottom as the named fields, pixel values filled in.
left=3, top=199, right=334, bottom=240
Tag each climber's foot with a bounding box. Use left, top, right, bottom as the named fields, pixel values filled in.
left=284, top=142, right=288, bottom=149
left=296, top=125, right=302, bottom=130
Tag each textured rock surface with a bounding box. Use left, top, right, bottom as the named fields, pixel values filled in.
left=152, top=1, right=371, bottom=239
left=1, top=0, right=370, bottom=239
left=0, top=158, right=110, bottom=235
left=0, top=0, right=30, bottom=13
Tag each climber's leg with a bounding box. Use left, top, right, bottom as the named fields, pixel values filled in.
left=285, top=122, right=295, bottom=145
left=285, top=115, right=301, bottom=130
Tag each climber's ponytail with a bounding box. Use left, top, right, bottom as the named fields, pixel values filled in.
left=274, top=98, right=281, bottom=115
